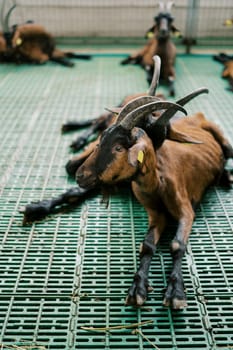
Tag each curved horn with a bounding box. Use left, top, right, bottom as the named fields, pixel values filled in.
left=116, top=95, right=161, bottom=124
left=176, top=87, right=209, bottom=106
left=116, top=55, right=162, bottom=124
left=120, top=101, right=187, bottom=130
left=2, top=3, right=16, bottom=32
left=148, top=55, right=161, bottom=96
left=158, top=1, right=165, bottom=11
left=166, top=1, right=174, bottom=12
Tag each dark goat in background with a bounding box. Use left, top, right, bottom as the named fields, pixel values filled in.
left=121, top=1, right=180, bottom=96
left=76, top=83, right=233, bottom=309
left=0, top=0, right=91, bottom=66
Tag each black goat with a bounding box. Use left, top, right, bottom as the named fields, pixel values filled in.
left=0, top=0, right=91, bottom=66
left=121, top=1, right=180, bottom=96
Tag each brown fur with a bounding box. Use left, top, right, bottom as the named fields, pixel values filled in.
left=0, top=22, right=90, bottom=66
left=76, top=112, right=233, bottom=309
left=222, top=60, right=233, bottom=80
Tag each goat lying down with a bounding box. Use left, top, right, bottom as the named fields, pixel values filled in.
left=0, top=1, right=91, bottom=66
left=20, top=57, right=214, bottom=223
left=76, top=88, right=233, bottom=309
left=20, top=62, right=233, bottom=309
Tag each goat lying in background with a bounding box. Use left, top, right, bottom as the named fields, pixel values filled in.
left=0, top=1, right=91, bottom=66
left=213, top=53, right=233, bottom=91
left=121, top=1, right=180, bottom=96
left=20, top=57, right=210, bottom=224
left=76, top=81, right=233, bottom=309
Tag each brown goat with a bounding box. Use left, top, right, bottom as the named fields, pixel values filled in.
left=121, top=1, right=180, bottom=96
left=76, top=90, right=233, bottom=309
left=213, top=53, right=233, bottom=91
left=0, top=2, right=91, bottom=66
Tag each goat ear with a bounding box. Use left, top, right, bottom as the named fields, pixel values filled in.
left=145, top=25, right=157, bottom=39
left=171, top=25, right=182, bottom=38
left=168, top=126, right=203, bottom=144
left=128, top=142, right=145, bottom=167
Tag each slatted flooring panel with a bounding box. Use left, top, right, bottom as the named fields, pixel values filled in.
left=0, top=53, right=232, bottom=349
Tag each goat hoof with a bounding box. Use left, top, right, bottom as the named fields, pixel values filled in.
left=163, top=297, right=187, bottom=309
left=125, top=274, right=149, bottom=306
left=169, top=90, right=175, bottom=97
left=163, top=286, right=187, bottom=309
left=125, top=293, right=146, bottom=307
left=70, top=137, right=86, bottom=151
left=19, top=200, right=52, bottom=224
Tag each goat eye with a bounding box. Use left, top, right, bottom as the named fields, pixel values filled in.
left=114, top=145, right=123, bottom=152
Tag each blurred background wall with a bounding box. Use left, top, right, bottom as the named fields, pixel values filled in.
left=2, top=0, right=233, bottom=46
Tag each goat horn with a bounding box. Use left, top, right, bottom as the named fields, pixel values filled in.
left=154, top=105, right=187, bottom=127
left=176, top=87, right=209, bottom=106
left=166, top=1, right=174, bottom=12
left=158, top=2, right=165, bottom=11
left=120, top=101, right=187, bottom=130
left=147, top=87, right=208, bottom=128
left=148, top=55, right=161, bottom=96
left=117, top=55, right=162, bottom=123
left=2, top=2, right=16, bottom=32
left=116, top=95, right=161, bottom=124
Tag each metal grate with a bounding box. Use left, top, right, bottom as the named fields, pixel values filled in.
left=0, top=53, right=233, bottom=349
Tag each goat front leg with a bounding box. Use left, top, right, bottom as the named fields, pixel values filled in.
left=163, top=208, right=194, bottom=309
left=126, top=215, right=165, bottom=306
left=168, top=76, right=175, bottom=97
left=19, top=186, right=97, bottom=225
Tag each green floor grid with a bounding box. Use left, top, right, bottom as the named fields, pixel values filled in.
left=0, top=52, right=233, bottom=349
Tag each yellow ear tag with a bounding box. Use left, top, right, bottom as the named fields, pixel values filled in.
left=174, top=31, right=182, bottom=38
left=16, top=38, right=23, bottom=46
left=147, top=32, right=154, bottom=39
left=137, top=150, right=144, bottom=164
left=225, top=19, right=233, bottom=26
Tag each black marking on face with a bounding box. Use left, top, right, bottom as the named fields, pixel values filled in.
left=95, top=124, right=133, bottom=176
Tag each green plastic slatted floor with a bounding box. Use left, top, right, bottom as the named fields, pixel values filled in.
left=0, top=52, right=233, bottom=350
